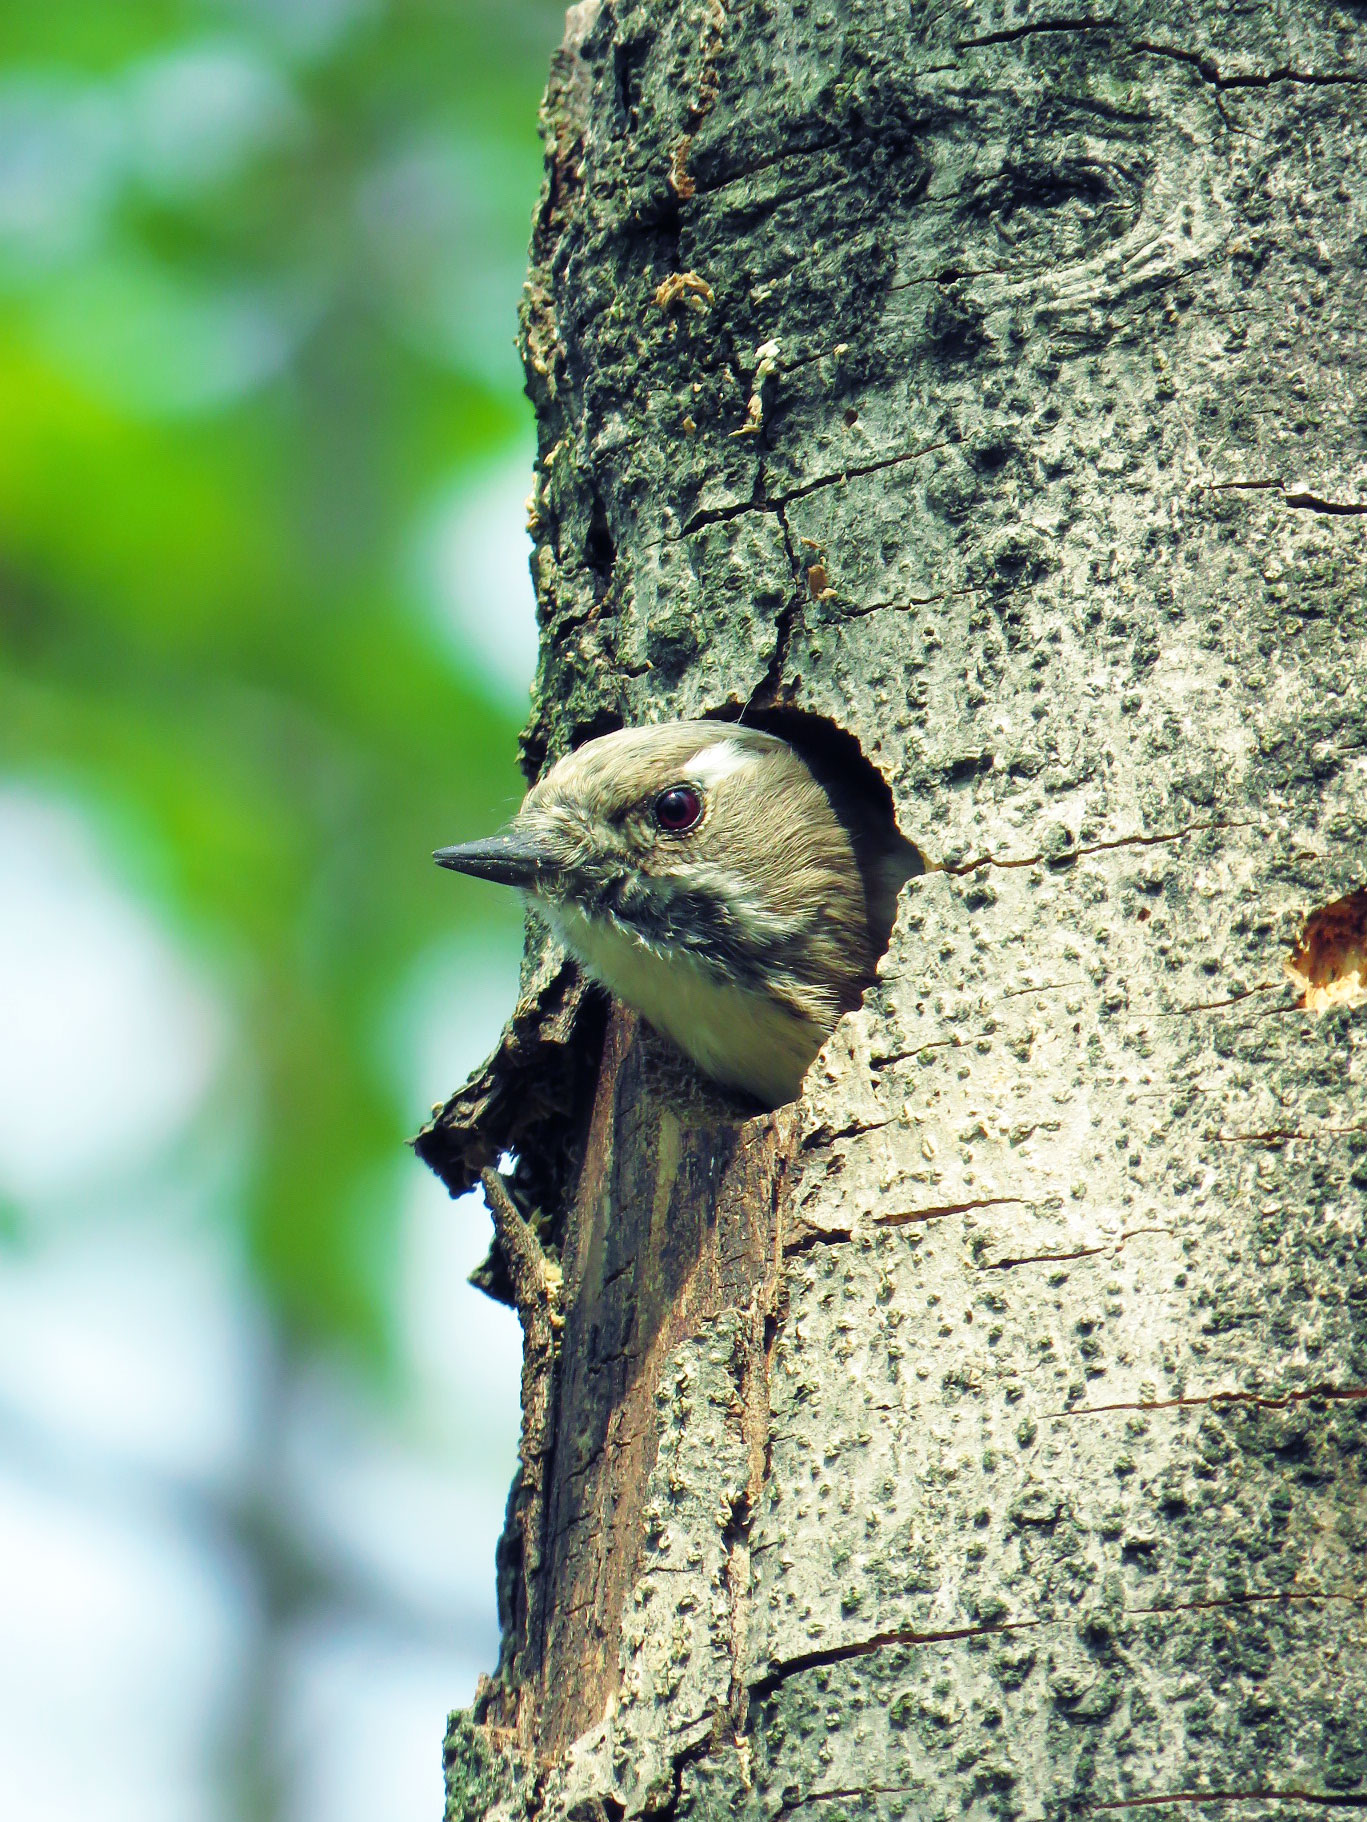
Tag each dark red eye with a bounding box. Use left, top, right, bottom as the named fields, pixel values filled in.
left=654, top=784, right=703, bottom=832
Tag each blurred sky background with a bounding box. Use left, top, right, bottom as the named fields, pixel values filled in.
left=0, top=2, right=567, bottom=1817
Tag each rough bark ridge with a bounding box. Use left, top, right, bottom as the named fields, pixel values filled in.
left=435, top=1, right=1367, bottom=1817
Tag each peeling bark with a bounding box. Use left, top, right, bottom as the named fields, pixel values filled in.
left=434, top=1, right=1367, bottom=1816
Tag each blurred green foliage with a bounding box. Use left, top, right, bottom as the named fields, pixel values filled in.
left=0, top=0, right=564, bottom=1362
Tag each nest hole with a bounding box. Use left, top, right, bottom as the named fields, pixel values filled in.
left=1286, top=888, right=1367, bottom=1012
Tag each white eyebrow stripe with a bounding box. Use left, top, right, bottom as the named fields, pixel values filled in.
left=688, top=740, right=758, bottom=788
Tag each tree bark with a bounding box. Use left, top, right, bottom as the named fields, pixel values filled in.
left=425, top=1, right=1367, bottom=1816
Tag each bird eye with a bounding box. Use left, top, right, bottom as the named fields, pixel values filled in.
left=653, top=784, right=703, bottom=833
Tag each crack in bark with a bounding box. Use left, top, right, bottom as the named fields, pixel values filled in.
left=749, top=1617, right=1036, bottom=1699
left=1243, top=998, right=1324, bottom=1022
left=1087, top=1793, right=1367, bottom=1811
left=746, top=481, right=802, bottom=713
left=776, top=1786, right=926, bottom=1819
left=739, top=1584, right=1361, bottom=1742
left=777, top=1775, right=1367, bottom=1822
left=779, top=442, right=952, bottom=505
left=889, top=265, right=1032, bottom=292
left=998, top=978, right=1089, bottom=1000
left=783, top=1224, right=855, bottom=1257
left=941, top=818, right=1234, bottom=877
left=649, top=1730, right=718, bottom=1822
left=958, top=16, right=1115, bottom=50
left=801, top=1114, right=895, bottom=1146
left=837, top=584, right=982, bottom=620
left=838, top=590, right=948, bottom=617
left=784, top=1192, right=1020, bottom=1255
left=979, top=1243, right=1108, bottom=1270
left=1127, top=39, right=1367, bottom=90
left=874, top=1195, right=1026, bottom=1229
left=1171, top=983, right=1280, bottom=1014
left=683, top=441, right=950, bottom=540
left=872, top=1036, right=965, bottom=1069
left=1205, top=478, right=1367, bottom=515
left=976, top=1225, right=1170, bottom=1271
left=1052, top=1382, right=1367, bottom=1419
left=1130, top=1588, right=1363, bottom=1617
left=1283, top=489, right=1367, bottom=516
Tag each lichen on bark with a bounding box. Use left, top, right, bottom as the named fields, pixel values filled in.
left=428, top=2, right=1367, bottom=1817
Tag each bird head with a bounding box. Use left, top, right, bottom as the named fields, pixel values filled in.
left=435, top=720, right=921, bottom=1101
left=438, top=722, right=879, bottom=987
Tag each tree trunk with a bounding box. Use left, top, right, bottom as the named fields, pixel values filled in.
left=423, top=1, right=1367, bottom=1816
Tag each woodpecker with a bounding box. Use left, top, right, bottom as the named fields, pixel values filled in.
left=434, top=721, right=921, bottom=1107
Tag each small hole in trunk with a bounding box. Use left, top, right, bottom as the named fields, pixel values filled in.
left=1285, top=888, right=1367, bottom=1012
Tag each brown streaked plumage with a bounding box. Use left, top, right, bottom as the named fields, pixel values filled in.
left=435, top=721, right=921, bottom=1106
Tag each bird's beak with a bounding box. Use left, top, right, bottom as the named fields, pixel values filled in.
left=433, top=826, right=562, bottom=890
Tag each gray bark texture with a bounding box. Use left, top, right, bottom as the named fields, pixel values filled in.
left=420, top=2, right=1367, bottom=1818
